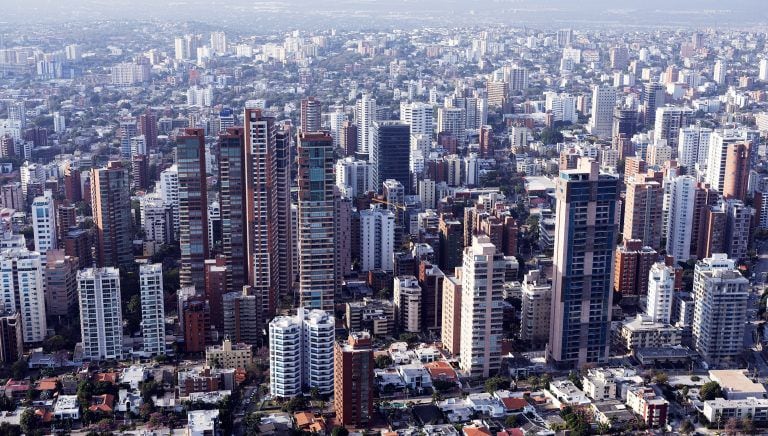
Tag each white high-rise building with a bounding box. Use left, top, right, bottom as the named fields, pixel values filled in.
left=692, top=254, right=749, bottom=365
left=418, top=179, right=436, bottom=210
left=588, top=85, right=616, bottom=139
left=713, top=60, right=727, bottom=85
left=328, top=107, right=346, bottom=148
left=519, top=270, right=551, bottom=349
left=544, top=92, right=578, bottom=124
left=78, top=267, right=123, bottom=361
left=174, top=37, right=187, bottom=60
left=394, top=276, right=421, bottom=333
left=31, top=192, right=57, bottom=254
left=645, top=263, right=675, bottom=324
left=359, top=207, right=395, bottom=272
left=160, top=165, right=180, bottom=238
left=436, top=106, right=466, bottom=142
left=0, top=249, right=46, bottom=343
left=400, top=102, right=434, bottom=137
left=141, top=194, right=174, bottom=245
left=759, top=59, right=768, bottom=82
left=268, top=308, right=335, bottom=398
left=186, top=85, right=213, bottom=108
left=665, top=175, right=697, bottom=262
left=140, top=263, right=165, bottom=356
left=459, top=235, right=505, bottom=378
left=653, top=106, right=693, bottom=150
left=53, top=111, right=66, bottom=133
left=335, top=157, right=373, bottom=198
left=355, top=93, right=377, bottom=154
left=677, top=126, right=712, bottom=170
left=210, top=31, right=227, bottom=55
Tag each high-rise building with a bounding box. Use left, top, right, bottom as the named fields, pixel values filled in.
left=438, top=214, right=463, bottom=271
left=371, top=121, right=411, bottom=193
left=276, top=125, right=294, bottom=297
left=588, top=85, right=616, bottom=139
left=359, top=207, right=395, bottom=273
left=297, top=131, right=337, bottom=312
left=44, top=250, right=78, bottom=318
left=441, top=269, right=462, bottom=356
left=0, top=311, right=23, bottom=364
left=520, top=270, right=551, bottom=349
left=160, top=165, right=180, bottom=238
left=677, top=126, right=712, bottom=170
left=613, top=239, right=658, bottom=296
left=394, top=276, right=421, bottom=333
left=692, top=254, right=749, bottom=365
left=459, top=235, right=505, bottom=377
left=549, top=159, right=618, bottom=369
left=31, top=191, right=57, bottom=254
left=210, top=31, right=227, bottom=54
left=646, top=263, right=675, bottom=324
left=400, top=102, right=433, bottom=137
left=244, top=109, right=281, bottom=319
left=0, top=249, right=46, bottom=344
left=713, top=60, right=727, bottom=85
left=300, top=96, right=322, bottom=133
left=78, top=267, right=122, bottom=361
left=336, top=157, right=373, bottom=198
left=92, top=162, right=133, bottom=268
left=760, top=59, right=768, bottom=82
left=204, top=256, right=228, bottom=332
left=334, top=331, right=374, bottom=428
left=176, top=129, right=209, bottom=290
left=418, top=262, right=444, bottom=332
left=355, top=93, right=377, bottom=155
left=612, top=108, right=637, bottom=151
left=140, top=195, right=174, bottom=245
left=724, top=200, right=753, bottom=261
left=654, top=106, right=693, bottom=150
left=222, top=288, right=259, bottom=345
left=218, top=127, right=247, bottom=290
left=665, top=175, right=697, bottom=262
left=268, top=308, right=335, bottom=397
left=706, top=131, right=752, bottom=200
left=641, top=82, right=665, bottom=128
left=436, top=107, right=466, bottom=145
left=340, top=121, right=358, bottom=156
left=623, top=176, right=664, bottom=250
left=557, top=29, right=573, bottom=47
left=138, top=109, right=158, bottom=151
left=140, top=263, right=165, bottom=356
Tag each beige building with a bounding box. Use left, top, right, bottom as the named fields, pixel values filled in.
left=441, top=268, right=462, bottom=356
left=205, top=338, right=253, bottom=369
left=393, top=276, right=422, bottom=333
left=618, top=314, right=682, bottom=352
left=519, top=270, right=551, bottom=349
left=582, top=368, right=617, bottom=401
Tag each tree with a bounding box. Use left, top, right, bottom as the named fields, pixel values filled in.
left=742, top=416, right=756, bottom=434
left=526, top=375, right=540, bottom=390
left=11, top=359, right=28, bottom=379
left=0, top=422, right=21, bottom=436
left=484, top=376, right=509, bottom=393
left=725, top=417, right=739, bottom=435
left=653, top=372, right=669, bottom=385
left=699, top=381, right=723, bottom=401
left=398, top=332, right=418, bottom=344
left=20, top=408, right=40, bottom=435
left=504, top=414, right=518, bottom=428
left=679, top=419, right=695, bottom=435
left=375, top=355, right=393, bottom=369
left=332, top=426, right=349, bottom=436
left=245, top=413, right=263, bottom=434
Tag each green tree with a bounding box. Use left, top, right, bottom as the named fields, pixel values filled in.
left=20, top=408, right=40, bottom=435
left=504, top=414, right=518, bottom=428
left=375, top=355, right=393, bottom=369
left=484, top=376, right=509, bottom=393
left=679, top=419, right=695, bottom=434
left=653, top=371, right=669, bottom=385
left=11, top=359, right=28, bottom=379
left=332, top=426, right=350, bottom=436
left=245, top=413, right=262, bottom=434
left=699, top=381, right=723, bottom=401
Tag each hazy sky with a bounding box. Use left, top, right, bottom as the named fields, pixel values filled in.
left=1, top=0, right=766, bottom=30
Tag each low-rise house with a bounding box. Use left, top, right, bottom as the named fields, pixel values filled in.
left=120, top=365, right=148, bottom=390
left=413, top=404, right=446, bottom=426
left=397, top=363, right=433, bottom=392
left=582, top=368, right=617, bottom=401
left=703, top=397, right=768, bottom=423
left=205, top=338, right=253, bottom=369
left=116, top=389, right=143, bottom=415
left=626, top=386, right=668, bottom=428
left=590, top=400, right=634, bottom=430
left=546, top=380, right=590, bottom=407
left=424, top=361, right=457, bottom=383
left=294, top=411, right=327, bottom=433
left=3, top=379, right=30, bottom=401
left=88, top=393, right=114, bottom=414
left=53, top=395, right=80, bottom=421
left=187, top=390, right=231, bottom=405
left=437, top=398, right=473, bottom=423
left=187, top=409, right=219, bottom=436
left=466, top=393, right=505, bottom=418
left=709, top=370, right=768, bottom=400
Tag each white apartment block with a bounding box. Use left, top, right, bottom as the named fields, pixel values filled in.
left=78, top=267, right=123, bottom=361
left=646, top=263, right=675, bottom=324
left=359, top=207, right=395, bottom=272
left=140, top=263, right=165, bottom=356
left=0, top=249, right=46, bottom=343
left=31, top=191, right=57, bottom=254
left=394, top=276, right=422, bottom=333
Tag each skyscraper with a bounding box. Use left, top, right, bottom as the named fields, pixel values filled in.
left=549, top=158, right=618, bottom=369
left=334, top=331, right=374, bottom=428
left=646, top=263, right=675, bottom=324
left=78, top=267, right=123, bottom=361
left=371, top=121, right=411, bottom=193
left=623, top=175, right=664, bottom=250
left=359, top=207, right=395, bottom=272
left=613, top=239, right=657, bottom=296
left=31, top=191, right=57, bottom=254
left=400, top=101, right=433, bottom=137
left=588, top=84, right=616, bottom=139
left=520, top=270, right=551, bottom=349
left=0, top=249, right=46, bottom=344
left=641, top=82, right=665, bottom=128
left=677, top=126, right=712, bottom=170
left=653, top=106, right=693, bottom=150
left=459, top=235, right=505, bottom=377
left=706, top=130, right=752, bottom=200
left=140, top=263, right=165, bottom=356
left=692, top=254, right=749, bottom=365
left=355, top=93, right=377, bottom=155
left=297, top=131, right=337, bottom=312
left=177, top=128, right=209, bottom=290
left=275, top=125, right=294, bottom=301
left=300, top=96, right=322, bottom=133
left=665, top=175, right=697, bottom=262
left=44, top=250, right=78, bottom=319
left=92, top=161, right=133, bottom=268
left=160, top=165, right=180, bottom=239
left=218, top=127, right=247, bottom=289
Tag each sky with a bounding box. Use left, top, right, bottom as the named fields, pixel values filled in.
left=1, top=0, right=766, bottom=29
